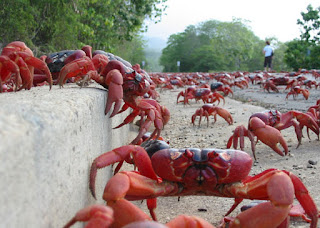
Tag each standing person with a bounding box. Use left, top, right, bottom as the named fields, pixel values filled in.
left=263, top=41, right=273, bottom=72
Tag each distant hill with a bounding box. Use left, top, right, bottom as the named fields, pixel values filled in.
left=144, top=36, right=167, bottom=51
left=143, top=36, right=167, bottom=72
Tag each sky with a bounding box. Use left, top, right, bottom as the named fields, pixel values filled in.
left=144, top=0, right=320, bottom=43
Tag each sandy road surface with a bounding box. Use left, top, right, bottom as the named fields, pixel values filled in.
left=119, top=73, right=320, bottom=227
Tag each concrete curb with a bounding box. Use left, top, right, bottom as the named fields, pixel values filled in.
left=0, top=83, right=132, bottom=227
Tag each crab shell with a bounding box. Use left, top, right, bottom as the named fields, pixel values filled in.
left=150, top=148, right=253, bottom=188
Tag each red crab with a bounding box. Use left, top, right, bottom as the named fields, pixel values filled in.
left=63, top=204, right=216, bottom=228
left=231, top=77, right=249, bottom=89
left=210, top=82, right=233, bottom=97
left=227, top=110, right=319, bottom=159
left=303, top=79, right=318, bottom=89
left=177, top=87, right=211, bottom=105
left=286, top=86, right=310, bottom=100
left=177, top=87, right=224, bottom=105
left=88, top=140, right=318, bottom=228
left=57, top=47, right=170, bottom=144
left=0, top=41, right=52, bottom=92
left=191, top=104, right=233, bottom=127
left=263, top=76, right=298, bottom=93
left=249, top=73, right=264, bottom=84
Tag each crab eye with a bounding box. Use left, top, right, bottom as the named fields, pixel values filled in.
left=135, top=73, right=142, bottom=82
left=145, top=79, right=150, bottom=87
left=270, top=110, right=277, bottom=116
left=184, top=149, right=193, bottom=158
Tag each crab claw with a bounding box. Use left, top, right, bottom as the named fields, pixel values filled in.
left=211, top=107, right=233, bottom=125
left=209, top=92, right=225, bottom=105
left=63, top=204, right=114, bottom=228
left=104, top=69, right=123, bottom=117
left=89, top=145, right=158, bottom=199
left=58, top=57, right=98, bottom=86
left=249, top=117, right=288, bottom=156
left=224, top=170, right=318, bottom=228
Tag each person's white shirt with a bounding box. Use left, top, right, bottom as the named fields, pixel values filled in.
left=263, top=45, right=273, bottom=57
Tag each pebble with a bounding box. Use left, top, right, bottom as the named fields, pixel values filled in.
left=308, top=160, right=317, bottom=165
left=198, top=208, right=207, bottom=212
left=293, top=164, right=304, bottom=170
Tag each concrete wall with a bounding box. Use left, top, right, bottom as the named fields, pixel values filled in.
left=0, top=84, right=133, bottom=227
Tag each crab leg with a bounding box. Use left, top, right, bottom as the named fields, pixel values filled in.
left=223, top=169, right=318, bottom=228
left=0, top=56, right=20, bottom=92
left=191, top=108, right=209, bottom=126
left=14, top=56, right=33, bottom=90
left=290, top=111, right=319, bottom=140
left=209, top=92, right=225, bottom=105
left=103, top=171, right=178, bottom=221
left=13, top=52, right=53, bottom=89
left=63, top=204, right=114, bottom=228
left=226, top=125, right=256, bottom=160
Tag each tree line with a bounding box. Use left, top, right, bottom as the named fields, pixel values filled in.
left=160, top=5, right=320, bottom=72
left=0, top=0, right=167, bottom=64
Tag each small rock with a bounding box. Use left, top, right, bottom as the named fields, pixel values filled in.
left=307, top=164, right=313, bottom=168
left=293, top=164, right=303, bottom=170
left=308, top=160, right=317, bottom=165
left=198, top=208, right=207, bottom=212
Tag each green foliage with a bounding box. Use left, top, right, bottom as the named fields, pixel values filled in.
left=113, top=35, right=146, bottom=65
left=284, top=4, right=320, bottom=70
left=297, top=4, right=320, bottom=43
left=160, top=19, right=266, bottom=72
left=0, top=0, right=167, bottom=61
left=284, top=39, right=320, bottom=70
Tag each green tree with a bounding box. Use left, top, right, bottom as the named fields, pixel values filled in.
left=0, top=0, right=167, bottom=58
left=284, top=40, right=312, bottom=71
left=160, top=19, right=264, bottom=72
left=0, top=0, right=37, bottom=47
left=160, top=33, right=187, bottom=72
left=113, top=35, right=146, bottom=66
left=285, top=4, right=320, bottom=70
left=297, top=4, right=320, bottom=43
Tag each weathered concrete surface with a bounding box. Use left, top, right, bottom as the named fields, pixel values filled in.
left=0, top=83, right=133, bottom=227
